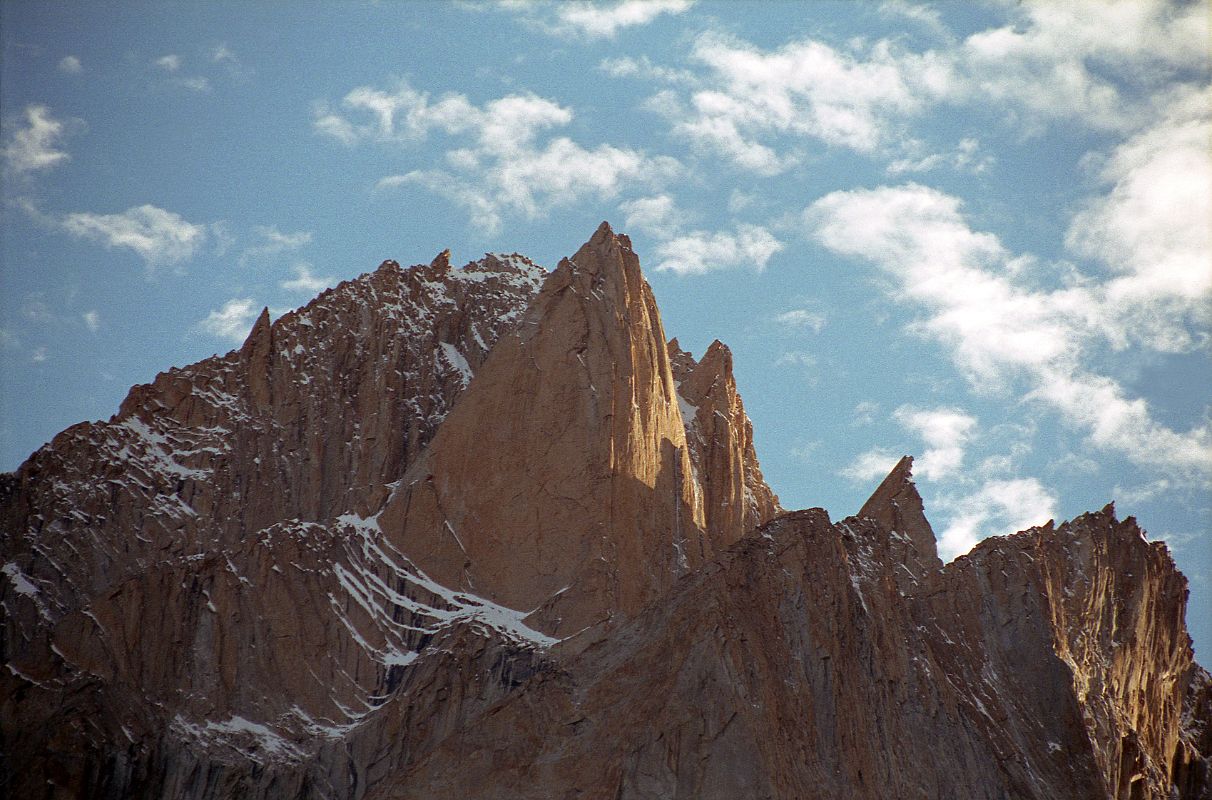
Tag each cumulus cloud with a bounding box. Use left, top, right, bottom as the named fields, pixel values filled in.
left=321, top=80, right=678, bottom=233
left=280, top=263, right=335, bottom=294
left=806, top=183, right=1212, bottom=483
left=648, top=31, right=953, bottom=174
left=934, top=478, right=1058, bottom=560
left=637, top=1, right=1208, bottom=174
left=650, top=224, right=782, bottom=275
left=62, top=204, right=208, bottom=268
left=893, top=405, right=977, bottom=481
left=957, top=0, right=1210, bottom=133
left=58, top=55, right=82, bottom=74
left=199, top=298, right=260, bottom=342
left=3, top=105, right=73, bottom=175
left=619, top=194, right=682, bottom=238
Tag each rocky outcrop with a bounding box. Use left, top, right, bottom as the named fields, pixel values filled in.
left=382, top=501, right=1195, bottom=800
left=1173, top=665, right=1212, bottom=799
left=378, top=223, right=771, bottom=638
left=669, top=338, right=781, bottom=551
left=0, top=224, right=1203, bottom=800
left=857, top=455, right=941, bottom=591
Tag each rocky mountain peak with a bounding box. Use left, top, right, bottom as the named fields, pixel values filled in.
left=857, top=454, right=942, bottom=588
left=0, top=223, right=1205, bottom=800
left=430, top=248, right=452, bottom=270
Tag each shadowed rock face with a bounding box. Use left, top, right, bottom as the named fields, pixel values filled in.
left=1, top=225, right=1206, bottom=800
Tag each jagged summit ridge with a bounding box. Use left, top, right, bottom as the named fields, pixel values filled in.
left=1, top=224, right=1206, bottom=800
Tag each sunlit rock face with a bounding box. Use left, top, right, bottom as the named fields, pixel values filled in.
left=1, top=224, right=1205, bottom=800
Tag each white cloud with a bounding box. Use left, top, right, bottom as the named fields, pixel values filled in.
left=322, top=81, right=677, bottom=233
left=555, top=0, right=694, bottom=37
left=212, top=43, right=237, bottom=63
left=155, top=54, right=181, bottom=72
left=494, top=0, right=694, bottom=39
left=637, top=1, right=1208, bottom=175
left=617, top=193, right=781, bottom=276
left=651, top=224, right=781, bottom=275
left=1066, top=89, right=1212, bottom=352
left=840, top=446, right=902, bottom=483
left=651, top=31, right=953, bottom=174
left=31, top=346, right=48, bottom=363
left=619, top=194, right=682, bottom=238
left=958, top=0, right=1210, bottom=132
left=82, top=310, right=100, bottom=332
left=58, top=55, right=82, bottom=74
left=893, top=405, right=977, bottom=481
left=877, top=1, right=949, bottom=38
left=199, top=298, right=259, bottom=342
left=280, top=263, right=335, bottom=294
left=598, top=55, right=696, bottom=85
left=934, top=478, right=1058, bottom=560
left=775, top=309, right=826, bottom=333
left=886, top=137, right=993, bottom=175
left=3, top=105, right=72, bottom=175
left=806, top=183, right=1212, bottom=483
left=62, top=204, right=208, bottom=268
left=240, top=226, right=313, bottom=265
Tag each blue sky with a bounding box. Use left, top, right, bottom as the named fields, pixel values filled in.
left=2, top=0, right=1209, bottom=656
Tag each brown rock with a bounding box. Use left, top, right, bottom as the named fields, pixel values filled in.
left=857, top=454, right=942, bottom=590
left=0, top=224, right=1202, bottom=800
left=379, top=222, right=718, bottom=637
left=669, top=337, right=782, bottom=550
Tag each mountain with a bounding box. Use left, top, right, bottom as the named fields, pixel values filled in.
left=1, top=223, right=1207, bottom=800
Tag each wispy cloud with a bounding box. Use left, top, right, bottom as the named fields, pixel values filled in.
left=280, top=262, right=335, bottom=294
left=886, top=137, right=993, bottom=176
left=62, top=204, right=208, bottom=268
left=240, top=226, right=313, bottom=265
left=198, top=298, right=259, bottom=342
left=58, top=55, right=83, bottom=74
left=775, top=309, right=826, bottom=333
left=155, top=54, right=181, bottom=72
left=489, top=0, right=695, bottom=39
left=82, top=310, right=100, bottom=332
left=617, top=193, right=781, bottom=275
left=3, top=105, right=73, bottom=175
left=840, top=446, right=902, bottom=483
left=211, top=43, right=237, bottom=64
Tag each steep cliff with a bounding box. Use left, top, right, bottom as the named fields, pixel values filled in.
left=383, top=471, right=1198, bottom=800
left=1, top=225, right=1204, bottom=800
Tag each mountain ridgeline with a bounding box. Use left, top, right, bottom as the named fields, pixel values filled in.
left=2, top=223, right=1208, bottom=799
